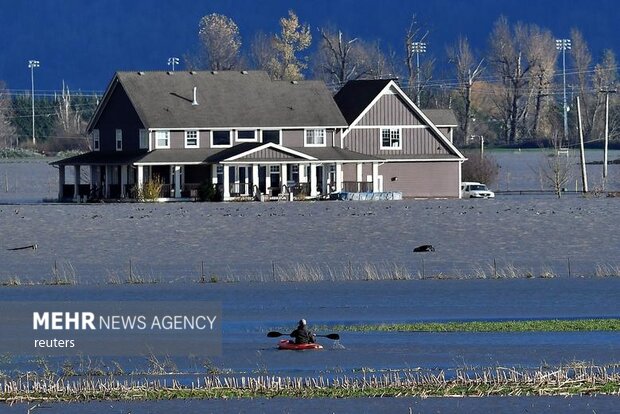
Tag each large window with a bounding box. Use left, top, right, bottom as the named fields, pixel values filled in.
left=139, top=129, right=148, bottom=149
left=305, top=128, right=326, bottom=146
left=262, top=130, right=280, bottom=145
left=115, top=129, right=123, bottom=151
left=92, top=129, right=100, bottom=151
left=381, top=128, right=401, bottom=149
left=236, top=130, right=257, bottom=142
left=185, top=130, right=199, bottom=148
left=212, top=130, right=232, bottom=147
left=155, top=130, right=170, bottom=149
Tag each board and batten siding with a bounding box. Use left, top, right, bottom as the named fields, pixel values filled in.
left=241, top=147, right=298, bottom=161
left=344, top=128, right=451, bottom=156
left=380, top=161, right=460, bottom=198
left=357, top=94, right=424, bottom=126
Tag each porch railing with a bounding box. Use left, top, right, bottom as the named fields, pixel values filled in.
left=342, top=181, right=373, bottom=193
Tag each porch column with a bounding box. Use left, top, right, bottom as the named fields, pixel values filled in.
left=372, top=162, right=379, bottom=193
left=321, top=164, right=329, bottom=195
left=137, top=165, right=144, bottom=188
left=90, top=165, right=96, bottom=194
left=244, top=166, right=250, bottom=195
left=280, top=163, right=287, bottom=191
left=299, top=163, right=307, bottom=183
left=252, top=164, right=259, bottom=196
left=211, top=164, right=218, bottom=186
left=104, top=165, right=111, bottom=198
left=233, top=166, right=240, bottom=195
left=120, top=165, right=128, bottom=198
left=265, top=166, right=271, bottom=196
left=309, top=163, right=318, bottom=197
left=58, top=165, right=65, bottom=201
left=73, top=165, right=80, bottom=201
left=222, top=165, right=230, bottom=200
left=335, top=162, right=343, bottom=193
left=174, top=165, right=181, bottom=198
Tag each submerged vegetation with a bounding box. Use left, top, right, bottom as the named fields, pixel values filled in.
left=322, top=319, right=620, bottom=333
left=1, top=364, right=619, bottom=402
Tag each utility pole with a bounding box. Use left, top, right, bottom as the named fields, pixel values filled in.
left=410, top=42, right=426, bottom=107
left=600, top=87, right=617, bottom=179
left=556, top=39, right=571, bottom=147
left=576, top=96, right=588, bottom=193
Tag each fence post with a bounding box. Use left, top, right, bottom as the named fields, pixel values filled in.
left=567, top=257, right=572, bottom=278
left=493, top=258, right=497, bottom=279
left=272, top=260, right=276, bottom=280
left=421, top=258, right=425, bottom=280
left=129, top=259, right=133, bottom=280
left=200, top=261, right=205, bottom=283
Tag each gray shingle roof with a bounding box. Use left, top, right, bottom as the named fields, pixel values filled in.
left=115, top=71, right=347, bottom=129
left=422, top=109, right=458, bottom=126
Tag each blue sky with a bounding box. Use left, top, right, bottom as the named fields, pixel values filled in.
left=1, top=0, right=618, bottom=93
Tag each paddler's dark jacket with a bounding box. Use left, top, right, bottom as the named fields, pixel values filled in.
left=290, top=325, right=314, bottom=344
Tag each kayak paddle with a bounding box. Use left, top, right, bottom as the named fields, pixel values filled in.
left=267, top=331, right=340, bottom=340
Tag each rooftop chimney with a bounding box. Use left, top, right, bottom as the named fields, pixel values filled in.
left=192, top=87, right=199, bottom=106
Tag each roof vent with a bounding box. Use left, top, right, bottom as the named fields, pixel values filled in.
left=241, top=70, right=248, bottom=75
left=291, top=80, right=298, bottom=84
left=211, top=70, right=218, bottom=75
left=192, top=87, right=199, bottom=106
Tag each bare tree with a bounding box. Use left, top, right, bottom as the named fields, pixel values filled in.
left=524, top=27, right=557, bottom=141
left=249, top=31, right=276, bottom=72
left=0, top=81, right=17, bottom=148
left=403, top=15, right=432, bottom=104
left=447, top=36, right=484, bottom=144
left=570, top=28, right=593, bottom=143
left=267, top=10, right=312, bottom=81
left=591, top=49, right=618, bottom=140
left=197, top=13, right=242, bottom=71
left=313, top=27, right=376, bottom=87
left=461, top=152, right=500, bottom=185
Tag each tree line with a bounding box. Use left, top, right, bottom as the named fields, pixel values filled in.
left=1, top=10, right=618, bottom=151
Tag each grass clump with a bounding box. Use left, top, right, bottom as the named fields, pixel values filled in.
left=322, top=318, right=620, bottom=333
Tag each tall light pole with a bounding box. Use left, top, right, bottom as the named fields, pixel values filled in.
left=411, top=42, right=426, bottom=107
left=167, top=57, right=179, bottom=71
left=555, top=39, right=571, bottom=147
left=28, top=60, right=40, bottom=146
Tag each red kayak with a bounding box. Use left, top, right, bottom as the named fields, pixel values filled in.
left=277, top=339, right=323, bottom=350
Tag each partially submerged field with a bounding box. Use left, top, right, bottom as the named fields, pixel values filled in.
left=1, top=151, right=620, bottom=412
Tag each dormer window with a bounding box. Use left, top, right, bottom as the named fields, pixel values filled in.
left=380, top=128, right=401, bottom=150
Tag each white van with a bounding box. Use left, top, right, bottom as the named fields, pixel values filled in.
left=461, top=182, right=495, bottom=199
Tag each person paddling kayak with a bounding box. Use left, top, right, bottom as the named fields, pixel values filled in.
left=290, top=319, right=315, bottom=344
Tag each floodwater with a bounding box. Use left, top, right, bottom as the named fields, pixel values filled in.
left=1, top=151, right=620, bottom=413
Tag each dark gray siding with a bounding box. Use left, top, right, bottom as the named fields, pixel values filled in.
left=93, top=83, right=145, bottom=153
left=358, top=94, right=424, bottom=126
left=344, top=128, right=451, bottom=156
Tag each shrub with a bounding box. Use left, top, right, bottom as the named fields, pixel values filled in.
left=132, top=176, right=164, bottom=202
left=462, top=152, right=500, bottom=185
left=198, top=181, right=222, bottom=202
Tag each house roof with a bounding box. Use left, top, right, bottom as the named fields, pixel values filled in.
left=422, top=109, right=458, bottom=127
left=333, top=79, right=458, bottom=127
left=333, top=79, right=392, bottom=124
left=98, top=71, right=348, bottom=130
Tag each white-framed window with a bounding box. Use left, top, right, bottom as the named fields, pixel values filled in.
left=185, top=130, right=199, bottom=148
left=139, top=129, right=148, bottom=149
left=380, top=128, right=401, bottom=150
left=211, top=130, right=232, bottom=147
left=236, top=129, right=257, bottom=142
left=92, top=129, right=100, bottom=151
left=262, top=130, right=281, bottom=145
left=155, top=130, right=170, bottom=149
left=305, top=128, right=326, bottom=146
left=115, top=129, right=123, bottom=151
